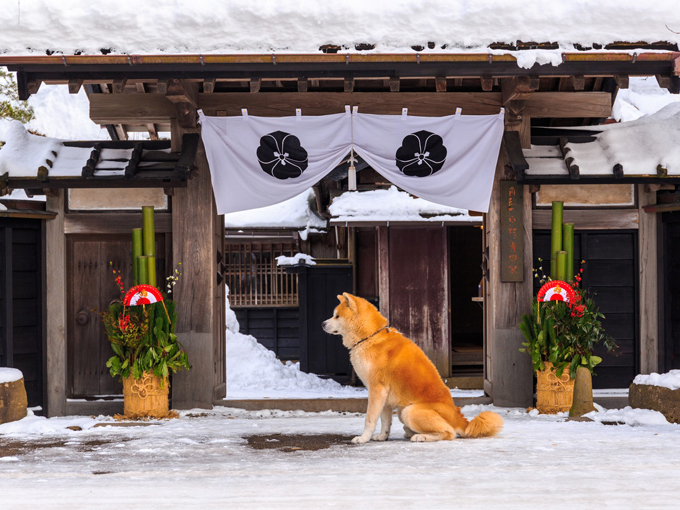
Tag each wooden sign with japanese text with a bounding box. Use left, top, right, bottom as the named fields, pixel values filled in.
left=500, top=181, right=524, bottom=282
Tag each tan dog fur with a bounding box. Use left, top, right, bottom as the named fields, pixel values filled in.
left=323, top=293, right=503, bottom=443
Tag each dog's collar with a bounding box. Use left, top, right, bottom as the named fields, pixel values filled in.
left=350, top=325, right=389, bottom=352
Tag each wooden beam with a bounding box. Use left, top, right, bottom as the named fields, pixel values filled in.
left=480, top=75, right=494, bottom=92
left=124, top=142, right=144, bottom=180
left=90, top=93, right=176, bottom=124
left=81, top=143, right=101, bottom=178
left=64, top=212, right=172, bottom=234
left=614, top=74, right=630, bottom=89
left=175, top=102, right=197, bottom=129
left=344, top=78, right=354, bottom=93
left=90, top=91, right=612, bottom=124
left=524, top=92, right=611, bottom=118
left=112, top=78, right=127, bottom=94
left=203, top=78, right=216, bottom=93
left=571, top=75, right=585, bottom=91
left=533, top=209, right=639, bottom=229
left=68, top=79, right=83, bottom=94
left=613, top=163, right=624, bottom=178
left=501, top=76, right=539, bottom=104
left=655, top=74, right=672, bottom=90
left=389, top=78, right=400, bottom=92
left=249, top=78, right=261, bottom=93
left=435, top=77, right=447, bottom=92
left=134, top=82, right=160, bottom=139
left=638, top=184, right=659, bottom=373
left=166, top=79, right=199, bottom=107
left=297, top=78, right=308, bottom=93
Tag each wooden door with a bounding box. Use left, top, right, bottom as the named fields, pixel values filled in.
left=662, top=214, right=680, bottom=371
left=67, top=234, right=167, bottom=397
left=378, top=226, right=450, bottom=377
left=0, top=219, right=44, bottom=408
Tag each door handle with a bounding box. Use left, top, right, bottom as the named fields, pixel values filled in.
left=76, top=311, right=90, bottom=326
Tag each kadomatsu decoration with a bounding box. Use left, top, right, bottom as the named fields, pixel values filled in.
left=97, top=206, right=189, bottom=418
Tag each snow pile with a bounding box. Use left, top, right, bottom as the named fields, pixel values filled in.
left=225, top=330, right=364, bottom=399
left=276, top=253, right=316, bottom=266
left=0, top=202, right=6, bottom=211
left=0, top=409, right=103, bottom=435
left=330, top=186, right=479, bottom=222
left=633, top=370, right=680, bottom=391
left=0, top=367, right=23, bottom=384
left=612, top=77, right=680, bottom=123
left=0, top=1, right=678, bottom=61
left=567, top=103, right=680, bottom=176
left=223, top=188, right=326, bottom=240
left=585, top=406, right=672, bottom=427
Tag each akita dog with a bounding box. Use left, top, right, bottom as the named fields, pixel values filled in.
left=323, top=293, right=503, bottom=443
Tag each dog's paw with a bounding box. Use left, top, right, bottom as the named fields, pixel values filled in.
left=372, top=433, right=389, bottom=442
left=351, top=435, right=369, bottom=444
left=410, top=434, right=429, bottom=442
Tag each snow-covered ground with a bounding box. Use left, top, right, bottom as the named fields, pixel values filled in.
left=1, top=405, right=679, bottom=510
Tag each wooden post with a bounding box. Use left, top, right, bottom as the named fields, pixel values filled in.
left=170, top=119, right=225, bottom=408
left=45, top=190, right=67, bottom=417
left=485, top=127, right=533, bottom=407
left=638, top=185, right=659, bottom=374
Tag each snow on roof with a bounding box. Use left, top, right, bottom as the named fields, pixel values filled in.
left=0, top=81, right=108, bottom=141
left=0, top=1, right=678, bottom=66
left=0, top=121, right=92, bottom=177
left=612, top=77, right=680, bottom=123
left=329, top=186, right=480, bottom=223
left=223, top=188, right=327, bottom=231
left=526, top=102, right=680, bottom=178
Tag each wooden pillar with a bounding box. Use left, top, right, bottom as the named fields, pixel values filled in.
left=638, top=185, right=659, bottom=374
left=485, top=119, right=534, bottom=407
left=170, top=120, right=226, bottom=408
left=45, top=190, right=67, bottom=417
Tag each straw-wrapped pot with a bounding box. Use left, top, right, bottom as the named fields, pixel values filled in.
left=122, top=372, right=169, bottom=419
left=536, top=362, right=575, bottom=414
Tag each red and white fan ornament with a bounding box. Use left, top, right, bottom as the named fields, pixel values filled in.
left=537, top=280, right=575, bottom=304
left=124, top=285, right=164, bottom=307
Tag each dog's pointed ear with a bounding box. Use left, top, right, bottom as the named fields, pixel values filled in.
left=342, top=292, right=356, bottom=311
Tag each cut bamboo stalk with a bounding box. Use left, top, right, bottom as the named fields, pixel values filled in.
left=147, top=256, right=157, bottom=288
left=142, top=206, right=155, bottom=257
left=563, top=223, right=575, bottom=282
left=132, top=228, right=143, bottom=286
left=550, top=201, right=564, bottom=278
left=556, top=251, right=567, bottom=282
left=138, top=255, right=148, bottom=285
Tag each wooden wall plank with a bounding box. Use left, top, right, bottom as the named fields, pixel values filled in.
left=532, top=209, right=639, bottom=230
left=46, top=190, right=67, bottom=417
left=638, top=185, right=659, bottom=373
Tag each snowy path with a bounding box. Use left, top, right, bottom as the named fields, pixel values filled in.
left=1, top=406, right=679, bottom=509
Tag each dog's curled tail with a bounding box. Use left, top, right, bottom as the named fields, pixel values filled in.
left=461, top=411, right=504, bottom=438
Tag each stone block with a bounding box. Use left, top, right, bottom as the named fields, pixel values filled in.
left=0, top=378, right=28, bottom=425
left=629, top=383, right=680, bottom=424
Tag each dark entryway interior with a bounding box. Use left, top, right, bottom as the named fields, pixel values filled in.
left=0, top=218, right=44, bottom=409
left=449, top=226, right=484, bottom=376
left=534, top=230, right=639, bottom=389
left=662, top=212, right=680, bottom=372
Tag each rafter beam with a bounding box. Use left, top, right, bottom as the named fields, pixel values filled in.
left=501, top=76, right=539, bottom=104
left=68, top=79, right=83, bottom=94
left=165, top=79, right=199, bottom=107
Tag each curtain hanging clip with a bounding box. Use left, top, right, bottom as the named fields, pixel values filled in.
left=402, top=108, right=408, bottom=118
left=296, top=108, right=302, bottom=120
left=352, top=106, right=358, bottom=115
left=345, top=105, right=351, bottom=114
left=499, top=107, right=505, bottom=115
left=241, top=108, right=249, bottom=119
left=455, top=107, right=462, bottom=116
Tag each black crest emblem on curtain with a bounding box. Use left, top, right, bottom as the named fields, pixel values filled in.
left=256, top=130, right=309, bottom=179
left=395, top=130, right=447, bottom=177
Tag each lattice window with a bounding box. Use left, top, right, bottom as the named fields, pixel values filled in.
left=225, top=242, right=299, bottom=307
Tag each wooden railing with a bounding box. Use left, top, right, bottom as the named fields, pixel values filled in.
left=224, top=242, right=299, bottom=307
